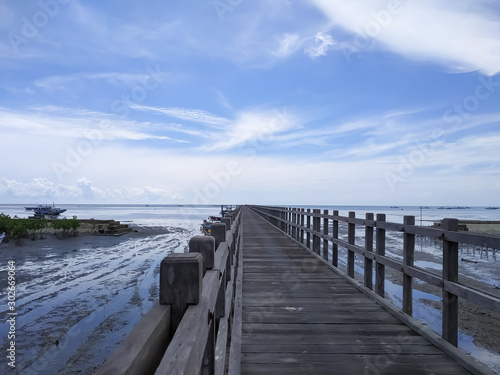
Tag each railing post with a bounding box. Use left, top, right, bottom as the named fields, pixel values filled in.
left=306, top=209, right=311, bottom=249
left=347, top=211, right=355, bottom=278
left=221, top=217, right=231, bottom=231
left=211, top=223, right=226, bottom=249
left=288, top=207, right=292, bottom=235
left=403, top=216, right=415, bottom=316
left=332, top=210, right=339, bottom=267
left=292, top=208, right=298, bottom=240
left=189, top=236, right=215, bottom=275
left=364, top=213, right=374, bottom=290
left=160, top=253, right=203, bottom=335
left=375, top=214, right=386, bottom=297
left=289, top=208, right=292, bottom=237
left=202, top=316, right=216, bottom=375
left=300, top=208, right=305, bottom=245
left=312, top=209, right=320, bottom=254
left=323, top=209, right=329, bottom=261
left=442, top=218, right=459, bottom=347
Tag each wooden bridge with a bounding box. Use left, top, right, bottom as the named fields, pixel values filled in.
left=96, top=205, right=500, bottom=375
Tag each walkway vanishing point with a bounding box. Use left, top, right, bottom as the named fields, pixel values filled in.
left=96, top=205, right=500, bottom=375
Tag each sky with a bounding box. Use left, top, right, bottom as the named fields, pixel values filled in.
left=1, top=0, right=500, bottom=206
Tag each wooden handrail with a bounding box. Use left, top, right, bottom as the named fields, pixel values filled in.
left=248, top=205, right=500, bottom=348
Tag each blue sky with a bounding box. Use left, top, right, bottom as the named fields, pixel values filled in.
left=1, top=0, right=500, bottom=205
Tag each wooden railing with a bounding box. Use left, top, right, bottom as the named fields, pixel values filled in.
left=248, top=205, right=500, bottom=349
left=96, top=206, right=242, bottom=375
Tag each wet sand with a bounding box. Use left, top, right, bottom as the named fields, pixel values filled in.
left=0, top=224, right=196, bottom=375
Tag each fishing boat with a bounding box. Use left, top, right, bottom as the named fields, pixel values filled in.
left=25, top=204, right=67, bottom=217
left=200, top=216, right=223, bottom=235
left=201, top=220, right=212, bottom=235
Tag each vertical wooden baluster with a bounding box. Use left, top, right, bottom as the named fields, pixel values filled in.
left=323, top=209, right=329, bottom=261
left=442, top=218, right=459, bottom=347
left=376, top=214, right=386, bottom=297
left=312, top=209, right=319, bottom=254
left=364, top=213, right=374, bottom=290
left=306, top=209, right=311, bottom=249
left=332, top=210, right=339, bottom=267
left=300, top=208, right=305, bottom=245
left=347, top=212, right=355, bottom=278
left=403, top=216, right=415, bottom=316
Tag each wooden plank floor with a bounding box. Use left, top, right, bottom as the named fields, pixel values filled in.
left=240, top=207, right=471, bottom=375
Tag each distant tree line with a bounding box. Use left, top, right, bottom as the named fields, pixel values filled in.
left=0, top=214, right=80, bottom=244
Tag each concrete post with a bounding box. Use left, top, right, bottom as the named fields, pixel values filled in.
left=160, top=253, right=203, bottom=335
left=189, top=236, right=215, bottom=275
left=211, top=223, right=226, bottom=250
left=221, top=217, right=231, bottom=231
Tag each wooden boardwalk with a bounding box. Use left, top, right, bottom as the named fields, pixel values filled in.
left=240, top=207, right=472, bottom=374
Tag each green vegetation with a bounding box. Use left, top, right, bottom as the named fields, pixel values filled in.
left=0, top=214, right=80, bottom=243
left=52, top=216, right=80, bottom=238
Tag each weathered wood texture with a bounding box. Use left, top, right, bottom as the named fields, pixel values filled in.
left=248, top=205, right=500, bottom=350
left=241, top=207, right=472, bottom=375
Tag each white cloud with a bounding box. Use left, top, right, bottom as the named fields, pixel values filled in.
left=129, top=104, right=229, bottom=127
left=275, top=33, right=301, bottom=58
left=205, top=108, right=298, bottom=151
left=0, top=107, right=181, bottom=142
left=32, top=72, right=149, bottom=92
left=0, top=177, right=182, bottom=202
left=305, top=32, right=336, bottom=59
left=310, top=0, right=500, bottom=75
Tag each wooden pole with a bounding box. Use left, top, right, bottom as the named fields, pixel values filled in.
left=306, top=209, right=311, bottom=249
left=323, top=209, right=329, bottom=261
left=364, top=213, right=374, bottom=290
left=376, top=214, right=386, bottom=297
left=442, top=218, right=459, bottom=347
left=403, top=216, right=415, bottom=316
left=300, top=208, right=305, bottom=245
left=332, top=210, right=339, bottom=267
left=313, top=209, right=320, bottom=254
left=347, top=211, right=355, bottom=278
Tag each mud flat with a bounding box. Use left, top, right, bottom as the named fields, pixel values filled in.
left=0, top=223, right=198, bottom=375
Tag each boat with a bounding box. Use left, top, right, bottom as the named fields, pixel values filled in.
left=25, top=204, right=67, bottom=217
left=200, top=215, right=223, bottom=235
left=201, top=220, right=212, bottom=235
left=485, top=207, right=500, bottom=210
left=0, top=232, right=5, bottom=243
